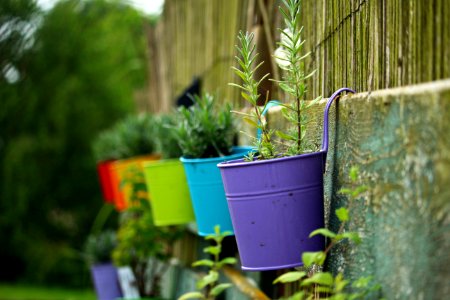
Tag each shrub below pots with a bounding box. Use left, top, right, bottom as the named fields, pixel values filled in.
left=112, top=176, right=184, bottom=298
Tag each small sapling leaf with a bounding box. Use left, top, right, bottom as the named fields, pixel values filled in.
left=203, top=246, right=221, bottom=256
left=336, top=207, right=349, bottom=222
left=301, top=272, right=334, bottom=287
left=309, top=228, right=337, bottom=239
left=192, top=259, right=214, bottom=268
left=273, top=271, right=306, bottom=284
left=210, top=283, right=232, bottom=297
left=196, top=270, right=219, bottom=289
left=302, top=251, right=326, bottom=267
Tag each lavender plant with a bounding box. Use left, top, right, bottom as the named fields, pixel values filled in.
left=173, top=94, right=235, bottom=159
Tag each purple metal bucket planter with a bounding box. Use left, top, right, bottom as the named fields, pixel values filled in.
left=218, top=88, right=355, bottom=271
left=91, top=263, right=123, bottom=300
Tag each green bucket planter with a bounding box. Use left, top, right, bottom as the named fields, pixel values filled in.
left=143, top=159, right=195, bottom=226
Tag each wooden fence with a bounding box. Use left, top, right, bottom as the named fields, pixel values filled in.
left=302, top=0, right=450, bottom=99
left=143, top=0, right=250, bottom=113
left=142, top=0, right=449, bottom=112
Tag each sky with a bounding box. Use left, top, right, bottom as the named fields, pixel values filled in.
left=37, top=0, right=165, bottom=15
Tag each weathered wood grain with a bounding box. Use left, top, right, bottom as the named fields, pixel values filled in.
left=302, top=0, right=450, bottom=100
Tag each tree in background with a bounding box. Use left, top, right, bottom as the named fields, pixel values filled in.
left=0, top=0, right=150, bottom=287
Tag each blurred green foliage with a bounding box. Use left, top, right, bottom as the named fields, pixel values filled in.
left=83, top=230, right=117, bottom=265
left=112, top=167, right=184, bottom=297
left=0, top=0, right=152, bottom=287
left=154, top=114, right=183, bottom=159
left=92, top=113, right=158, bottom=161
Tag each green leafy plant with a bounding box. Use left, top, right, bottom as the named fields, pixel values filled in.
left=154, top=114, right=183, bottom=159
left=92, top=129, right=129, bottom=161
left=173, top=94, right=236, bottom=159
left=116, top=113, right=158, bottom=157
left=113, top=166, right=184, bottom=297
left=93, top=113, right=158, bottom=161
left=230, top=32, right=275, bottom=160
left=231, top=0, right=320, bottom=159
left=83, top=230, right=117, bottom=265
left=273, top=166, right=382, bottom=299
left=178, top=225, right=237, bottom=300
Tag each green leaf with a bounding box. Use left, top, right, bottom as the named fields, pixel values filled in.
left=336, top=232, right=361, bottom=244
left=210, top=283, right=232, bottom=297
left=352, top=276, right=373, bottom=288
left=192, top=259, right=214, bottom=268
left=222, top=230, right=233, bottom=237
left=231, top=110, right=252, bottom=117
left=309, top=228, right=336, bottom=239
left=273, top=271, right=306, bottom=284
left=335, top=207, right=349, bottom=222
left=228, top=82, right=246, bottom=91
left=301, top=272, right=334, bottom=287
left=276, top=130, right=296, bottom=141
left=217, top=257, right=237, bottom=267
left=302, top=251, right=326, bottom=267
left=306, top=96, right=322, bottom=108
left=243, top=117, right=258, bottom=127
left=196, top=270, right=219, bottom=289
left=349, top=166, right=359, bottom=182
left=203, top=245, right=221, bottom=256
left=352, top=185, right=368, bottom=197
left=331, top=294, right=348, bottom=300
left=316, top=286, right=333, bottom=293
left=178, top=291, right=205, bottom=300
left=334, top=273, right=349, bottom=292
left=338, top=188, right=353, bottom=196
left=214, top=225, right=221, bottom=236
left=290, top=291, right=305, bottom=300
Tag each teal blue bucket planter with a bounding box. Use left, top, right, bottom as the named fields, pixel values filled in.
left=180, top=146, right=252, bottom=236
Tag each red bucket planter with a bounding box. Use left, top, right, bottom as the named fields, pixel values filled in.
left=96, top=160, right=116, bottom=204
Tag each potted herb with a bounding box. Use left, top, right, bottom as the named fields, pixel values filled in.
left=111, top=113, right=161, bottom=210
left=84, top=230, right=123, bottom=300
left=174, top=93, right=251, bottom=236
left=143, top=114, right=195, bottom=226
left=218, top=0, right=355, bottom=271
left=113, top=170, right=184, bottom=298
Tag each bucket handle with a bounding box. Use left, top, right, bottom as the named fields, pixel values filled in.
left=321, top=88, right=356, bottom=167
left=255, top=88, right=356, bottom=164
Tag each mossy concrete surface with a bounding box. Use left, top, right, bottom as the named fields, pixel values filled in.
left=255, top=79, right=450, bottom=299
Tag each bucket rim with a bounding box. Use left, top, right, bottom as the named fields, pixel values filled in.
left=217, top=150, right=325, bottom=169
left=180, top=146, right=253, bottom=164
left=143, top=158, right=182, bottom=169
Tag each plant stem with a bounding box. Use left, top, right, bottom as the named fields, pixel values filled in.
left=296, top=92, right=301, bottom=153
left=324, top=186, right=358, bottom=255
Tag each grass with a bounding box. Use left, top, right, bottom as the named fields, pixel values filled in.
left=0, top=283, right=96, bottom=300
